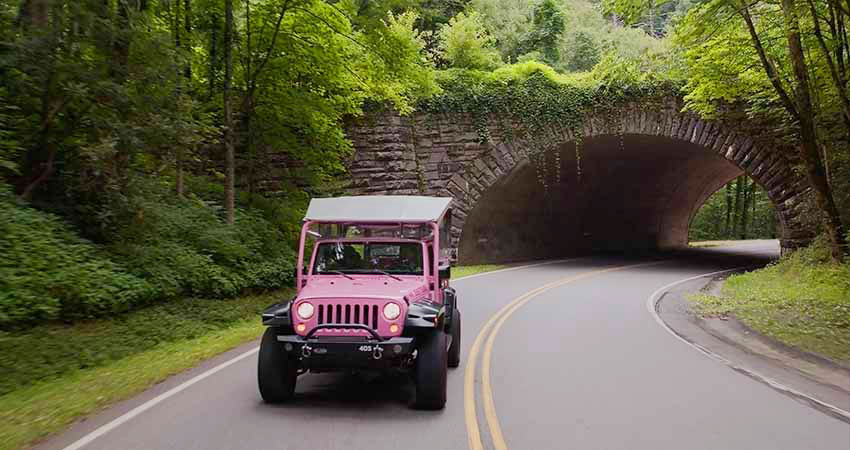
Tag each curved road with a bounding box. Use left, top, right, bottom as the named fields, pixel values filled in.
left=42, top=241, right=849, bottom=450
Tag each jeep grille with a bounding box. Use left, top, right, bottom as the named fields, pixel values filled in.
left=317, top=303, right=379, bottom=330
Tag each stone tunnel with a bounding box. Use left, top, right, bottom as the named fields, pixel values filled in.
left=345, top=99, right=814, bottom=264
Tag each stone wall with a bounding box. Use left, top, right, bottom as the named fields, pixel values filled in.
left=346, top=101, right=813, bottom=264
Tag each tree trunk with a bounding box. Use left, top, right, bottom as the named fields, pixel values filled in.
left=732, top=176, right=743, bottom=237
left=208, top=14, right=218, bottom=101
left=184, top=0, right=192, bottom=80
left=111, top=1, right=131, bottom=81
left=223, top=0, right=236, bottom=225
left=176, top=151, right=184, bottom=198
left=245, top=0, right=255, bottom=201
left=782, top=0, right=849, bottom=260
left=18, top=0, right=49, bottom=29
left=740, top=179, right=753, bottom=239
left=19, top=0, right=58, bottom=200
left=724, top=183, right=733, bottom=237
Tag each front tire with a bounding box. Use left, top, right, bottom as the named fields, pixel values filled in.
left=412, top=330, right=448, bottom=410
left=258, top=328, right=297, bottom=403
left=448, top=309, right=461, bottom=368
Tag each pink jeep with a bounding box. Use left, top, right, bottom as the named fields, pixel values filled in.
left=258, top=196, right=461, bottom=409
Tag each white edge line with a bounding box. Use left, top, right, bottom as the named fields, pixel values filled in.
left=60, top=258, right=571, bottom=450
left=61, top=347, right=259, bottom=450
left=646, top=267, right=850, bottom=423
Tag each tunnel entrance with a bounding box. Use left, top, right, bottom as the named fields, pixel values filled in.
left=458, top=134, right=745, bottom=264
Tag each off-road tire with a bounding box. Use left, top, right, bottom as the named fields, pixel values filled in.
left=447, top=309, right=461, bottom=368
left=412, top=330, right=448, bottom=410
left=258, top=328, right=297, bottom=403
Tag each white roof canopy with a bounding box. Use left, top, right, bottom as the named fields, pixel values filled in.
left=304, top=196, right=452, bottom=223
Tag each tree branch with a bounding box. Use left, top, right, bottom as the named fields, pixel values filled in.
left=807, top=0, right=850, bottom=127
left=739, top=4, right=800, bottom=120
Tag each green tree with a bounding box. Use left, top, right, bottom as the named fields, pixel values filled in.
left=511, top=0, right=565, bottom=66
left=567, top=30, right=600, bottom=71
left=609, top=0, right=850, bottom=260
left=0, top=0, right=440, bottom=327
left=437, top=11, right=502, bottom=69
left=470, top=0, right=665, bottom=72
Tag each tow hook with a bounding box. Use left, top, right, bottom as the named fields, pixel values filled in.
left=301, top=345, right=313, bottom=358
left=372, top=345, right=384, bottom=360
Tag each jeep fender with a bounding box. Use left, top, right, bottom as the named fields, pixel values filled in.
left=261, top=298, right=294, bottom=331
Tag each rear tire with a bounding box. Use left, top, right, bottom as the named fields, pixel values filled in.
left=447, top=309, right=461, bottom=368
left=258, top=328, right=297, bottom=403
left=412, top=330, right=448, bottom=410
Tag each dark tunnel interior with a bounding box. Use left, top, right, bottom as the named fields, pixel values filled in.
left=458, top=134, right=746, bottom=264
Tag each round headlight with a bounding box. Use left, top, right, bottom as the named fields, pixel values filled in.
left=296, top=302, right=314, bottom=319
left=383, top=303, right=401, bottom=320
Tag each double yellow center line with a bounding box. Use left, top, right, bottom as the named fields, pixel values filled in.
left=464, top=261, right=667, bottom=450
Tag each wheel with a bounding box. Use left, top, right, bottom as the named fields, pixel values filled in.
left=447, top=308, right=461, bottom=368
left=258, top=327, right=297, bottom=403
left=412, top=330, right=448, bottom=410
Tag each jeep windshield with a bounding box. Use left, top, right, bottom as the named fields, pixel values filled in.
left=313, top=242, right=424, bottom=276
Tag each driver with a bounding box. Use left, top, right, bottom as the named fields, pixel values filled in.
left=398, top=245, right=422, bottom=272
left=341, top=245, right=364, bottom=270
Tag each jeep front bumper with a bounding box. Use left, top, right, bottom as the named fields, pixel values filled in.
left=276, top=334, right=416, bottom=370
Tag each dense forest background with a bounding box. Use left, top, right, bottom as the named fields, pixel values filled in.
left=1, top=0, right=848, bottom=329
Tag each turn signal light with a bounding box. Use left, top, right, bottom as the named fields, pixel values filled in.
left=389, top=324, right=399, bottom=333
left=296, top=323, right=306, bottom=332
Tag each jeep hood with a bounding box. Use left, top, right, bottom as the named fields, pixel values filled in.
left=298, top=276, right=430, bottom=302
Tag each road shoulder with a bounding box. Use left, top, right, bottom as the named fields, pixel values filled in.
left=656, top=275, right=850, bottom=423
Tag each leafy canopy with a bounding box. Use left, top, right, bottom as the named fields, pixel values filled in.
left=437, top=11, right=503, bottom=70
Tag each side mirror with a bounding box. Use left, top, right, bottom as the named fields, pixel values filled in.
left=439, top=265, right=451, bottom=281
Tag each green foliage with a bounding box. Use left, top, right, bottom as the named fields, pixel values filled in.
left=509, top=0, right=565, bottom=66
left=0, top=89, right=20, bottom=175
left=0, top=178, right=294, bottom=329
left=470, top=0, right=667, bottom=73
left=0, top=185, right=155, bottom=328
left=672, top=0, right=849, bottom=225
left=602, top=0, right=676, bottom=33
left=566, top=31, right=600, bottom=72
left=423, top=59, right=681, bottom=145
left=108, top=179, right=296, bottom=299
left=0, top=290, right=290, bottom=396
left=0, top=0, right=437, bottom=331
left=691, top=237, right=850, bottom=364
left=437, top=11, right=503, bottom=70
left=689, top=177, right=777, bottom=241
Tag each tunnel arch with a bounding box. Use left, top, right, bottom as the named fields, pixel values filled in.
left=444, top=106, right=810, bottom=263
left=345, top=100, right=813, bottom=264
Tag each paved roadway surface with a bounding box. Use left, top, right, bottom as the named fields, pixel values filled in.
left=41, top=241, right=850, bottom=450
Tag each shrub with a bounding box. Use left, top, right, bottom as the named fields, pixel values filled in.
left=0, top=186, right=155, bottom=328
left=0, top=178, right=296, bottom=329
left=108, top=179, right=295, bottom=299
left=693, top=236, right=850, bottom=364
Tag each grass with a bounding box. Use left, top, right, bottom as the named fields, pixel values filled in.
left=453, top=264, right=509, bottom=279
left=0, top=290, right=289, bottom=450
left=689, top=240, right=850, bottom=365
left=688, top=239, right=762, bottom=248
left=0, top=263, right=510, bottom=450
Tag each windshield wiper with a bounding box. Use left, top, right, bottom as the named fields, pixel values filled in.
left=324, top=270, right=354, bottom=280
left=370, top=270, right=402, bottom=281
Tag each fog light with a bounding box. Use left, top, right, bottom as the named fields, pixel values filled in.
left=393, top=344, right=402, bottom=354
left=296, top=323, right=306, bottom=332
left=389, top=324, right=399, bottom=333
left=284, top=343, right=293, bottom=352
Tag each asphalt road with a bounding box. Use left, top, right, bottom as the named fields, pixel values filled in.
left=42, top=241, right=850, bottom=450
